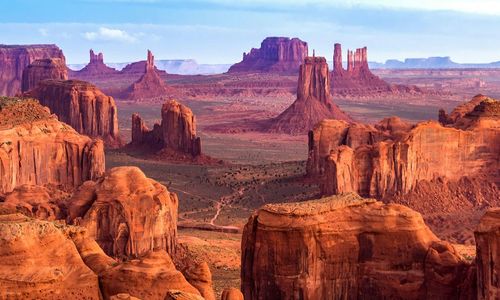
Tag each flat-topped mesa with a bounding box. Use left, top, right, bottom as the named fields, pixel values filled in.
left=26, top=79, right=122, bottom=148
left=71, top=49, right=119, bottom=77
left=0, top=44, right=65, bottom=96
left=21, top=58, right=68, bottom=92
left=131, top=99, right=201, bottom=157
left=228, top=37, right=308, bottom=74
left=0, top=98, right=105, bottom=194
left=267, top=55, right=352, bottom=134
left=125, top=50, right=174, bottom=101
left=241, top=193, right=475, bottom=299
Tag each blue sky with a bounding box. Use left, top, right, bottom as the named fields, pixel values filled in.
left=2, top=0, right=500, bottom=64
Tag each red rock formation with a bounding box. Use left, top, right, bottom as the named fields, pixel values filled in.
left=228, top=37, right=308, bottom=74
left=241, top=194, right=474, bottom=299
left=267, top=56, right=352, bottom=134
left=331, top=43, right=423, bottom=97
left=100, top=251, right=202, bottom=299
left=475, top=208, right=500, bottom=299
left=0, top=44, right=65, bottom=96
left=0, top=98, right=105, bottom=194
left=0, top=185, right=62, bottom=220
left=21, top=58, right=67, bottom=92
left=0, top=213, right=101, bottom=299
left=72, top=49, right=120, bottom=77
left=27, top=79, right=122, bottom=147
left=221, top=288, right=244, bottom=300
left=125, top=50, right=174, bottom=101
left=67, top=166, right=178, bottom=259
left=131, top=99, right=202, bottom=157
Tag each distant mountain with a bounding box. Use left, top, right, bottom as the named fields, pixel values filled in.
left=367, top=57, right=500, bottom=69
left=68, top=59, right=231, bottom=75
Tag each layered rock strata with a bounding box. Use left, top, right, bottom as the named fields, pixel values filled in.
left=26, top=79, right=122, bottom=147
left=21, top=58, right=67, bottom=92
left=228, top=37, right=308, bottom=74
left=267, top=56, right=352, bottom=134
left=241, top=194, right=475, bottom=299
left=0, top=44, right=65, bottom=96
left=0, top=98, right=105, bottom=194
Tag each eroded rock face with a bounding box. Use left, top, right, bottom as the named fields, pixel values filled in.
left=21, top=58, right=67, bottom=92
left=27, top=79, right=122, bottom=147
left=0, top=98, right=105, bottom=194
left=131, top=99, right=201, bottom=157
left=475, top=208, right=500, bottom=299
left=71, top=49, right=120, bottom=77
left=67, top=166, right=178, bottom=259
left=0, top=44, right=65, bottom=96
left=241, top=194, right=474, bottom=299
left=221, top=288, right=244, bottom=300
left=0, top=214, right=101, bottom=299
left=125, top=50, right=173, bottom=101
left=268, top=56, right=352, bottom=134
left=1, top=185, right=62, bottom=220
left=228, top=37, right=308, bottom=74
left=100, top=251, right=201, bottom=300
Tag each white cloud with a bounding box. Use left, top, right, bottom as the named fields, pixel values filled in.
left=83, top=27, right=137, bottom=42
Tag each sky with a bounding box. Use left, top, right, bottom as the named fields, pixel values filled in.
left=2, top=0, right=500, bottom=64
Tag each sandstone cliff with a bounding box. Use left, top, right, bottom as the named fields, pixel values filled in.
left=0, top=214, right=101, bottom=299
left=0, top=98, right=105, bottom=194
left=27, top=79, right=122, bottom=147
left=131, top=99, right=202, bottom=157
left=241, top=193, right=474, bottom=299
left=267, top=56, right=352, bottom=134
left=228, top=37, right=308, bottom=74
left=125, top=50, right=174, bottom=101
left=21, top=58, right=67, bottom=92
left=475, top=208, right=500, bottom=299
left=67, top=166, right=178, bottom=260
left=0, top=44, right=65, bottom=96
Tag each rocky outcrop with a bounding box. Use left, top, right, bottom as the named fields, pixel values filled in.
left=475, top=208, right=500, bottom=299
left=26, top=79, right=122, bottom=147
left=228, top=37, right=308, bottom=74
left=0, top=44, right=65, bottom=96
left=100, top=251, right=202, bottom=300
left=125, top=50, right=174, bottom=101
left=72, top=49, right=120, bottom=77
left=221, top=288, right=244, bottom=300
left=267, top=56, right=352, bottom=134
left=21, top=58, right=67, bottom=92
left=131, top=99, right=202, bottom=157
left=331, top=43, right=423, bottom=97
left=0, top=98, right=105, bottom=194
left=0, top=185, right=62, bottom=220
left=0, top=213, right=101, bottom=299
left=67, top=166, right=178, bottom=260
left=241, top=193, right=474, bottom=299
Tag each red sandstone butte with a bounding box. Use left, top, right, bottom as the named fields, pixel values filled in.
left=0, top=98, right=105, bottom=194
left=0, top=44, right=65, bottom=96
left=228, top=37, right=308, bottom=74
left=131, top=99, right=201, bottom=157
left=21, top=58, right=67, bottom=92
left=241, top=193, right=475, bottom=299
left=72, top=49, right=120, bottom=77
left=27, top=79, right=122, bottom=147
left=267, top=56, right=352, bottom=134
left=125, top=50, right=174, bottom=101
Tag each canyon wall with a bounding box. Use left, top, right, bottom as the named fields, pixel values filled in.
left=0, top=44, right=65, bottom=96
left=27, top=79, right=122, bottom=147
left=0, top=98, right=105, bottom=194
left=21, top=58, right=67, bottom=92
left=241, top=193, right=475, bottom=299
left=131, top=99, right=201, bottom=157
left=475, top=208, right=500, bottom=299
left=228, top=37, right=308, bottom=74
left=267, top=56, right=352, bottom=134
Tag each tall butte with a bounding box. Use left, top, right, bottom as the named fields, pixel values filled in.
left=70, top=49, right=119, bottom=77
left=125, top=50, right=174, bottom=101
left=267, top=55, right=352, bottom=134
